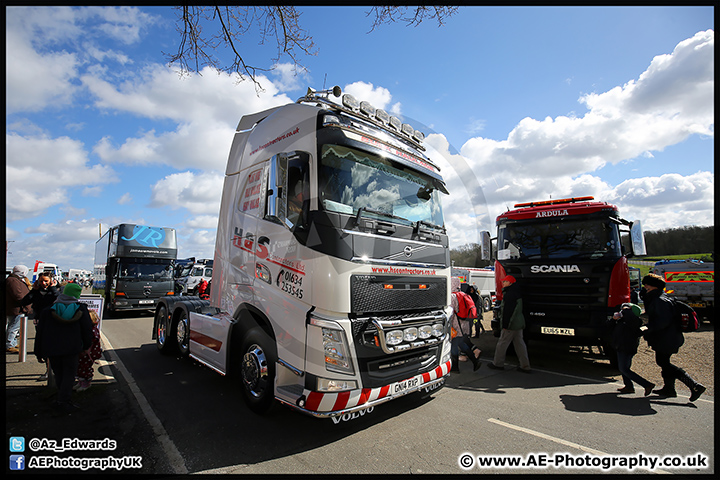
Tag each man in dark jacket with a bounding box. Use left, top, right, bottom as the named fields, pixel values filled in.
left=5, top=265, right=33, bottom=353
left=489, top=275, right=530, bottom=372
left=35, top=283, right=93, bottom=414
left=641, top=273, right=705, bottom=402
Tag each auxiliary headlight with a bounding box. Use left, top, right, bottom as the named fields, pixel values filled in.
left=418, top=325, right=433, bottom=339
left=323, top=114, right=342, bottom=127
left=317, top=377, right=358, bottom=392
left=342, top=94, right=359, bottom=110
left=432, top=323, right=444, bottom=337
left=403, top=327, right=418, bottom=342
left=386, top=330, right=404, bottom=346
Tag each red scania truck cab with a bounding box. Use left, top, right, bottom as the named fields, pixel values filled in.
left=492, top=196, right=646, bottom=363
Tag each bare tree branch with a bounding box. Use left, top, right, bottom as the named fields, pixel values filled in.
left=163, top=5, right=458, bottom=91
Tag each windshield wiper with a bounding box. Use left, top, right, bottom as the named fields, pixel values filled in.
left=414, top=220, right=446, bottom=234
left=355, top=207, right=405, bottom=225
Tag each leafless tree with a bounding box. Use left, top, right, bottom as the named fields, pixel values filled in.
left=165, top=6, right=458, bottom=91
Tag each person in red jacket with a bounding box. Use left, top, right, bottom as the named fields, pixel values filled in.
left=197, top=278, right=209, bottom=299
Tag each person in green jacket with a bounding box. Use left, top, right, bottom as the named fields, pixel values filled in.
left=488, top=275, right=531, bottom=372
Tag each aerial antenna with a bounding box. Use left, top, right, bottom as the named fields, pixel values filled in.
left=323, top=73, right=327, bottom=90
left=492, top=176, right=510, bottom=212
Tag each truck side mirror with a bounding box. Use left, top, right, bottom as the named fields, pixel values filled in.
left=630, top=220, right=647, bottom=256
left=480, top=231, right=491, bottom=261
left=265, top=154, right=288, bottom=225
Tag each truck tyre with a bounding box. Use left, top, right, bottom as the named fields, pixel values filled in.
left=156, top=304, right=178, bottom=354
left=175, top=308, right=190, bottom=357
left=482, top=296, right=492, bottom=312
left=240, top=327, right=276, bottom=413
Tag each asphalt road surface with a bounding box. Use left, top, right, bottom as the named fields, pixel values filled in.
left=98, top=311, right=713, bottom=475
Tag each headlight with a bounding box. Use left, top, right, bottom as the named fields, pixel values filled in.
left=403, top=327, right=418, bottom=342
left=418, top=325, right=433, bottom=339
left=386, top=330, right=404, bottom=346
left=322, top=327, right=354, bottom=374
left=432, top=323, right=444, bottom=337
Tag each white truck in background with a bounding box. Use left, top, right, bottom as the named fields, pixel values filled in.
left=174, top=258, right=213, bottom=295
left=451, top=266, right=495, bottom=312
left=652, top=259, right=714, bottom=321
left=467, top=267, right=496, bottom=312
left=31, top=261, right=61, bottom=283
left=152, top=86, right=489, bottom=420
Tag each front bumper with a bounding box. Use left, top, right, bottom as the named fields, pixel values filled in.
left=277, top=360, right=450, bottom=419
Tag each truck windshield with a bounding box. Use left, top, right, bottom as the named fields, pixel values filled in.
left=497, top=218, right=622, bottom=260
left=318, top=144, right=444, bottom=227
left=118, top=260, right=174, bottom=281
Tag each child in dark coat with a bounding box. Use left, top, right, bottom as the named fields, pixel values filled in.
left=35, top=283, right=93, bottom=414
left=610, top=303, right=654, bottom=396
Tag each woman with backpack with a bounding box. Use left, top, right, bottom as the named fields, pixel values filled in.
left=450, top=277, right=482, bottom=372
left=640, top=273, right=705, bottom=402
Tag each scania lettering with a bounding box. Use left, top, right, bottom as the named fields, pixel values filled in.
left=530, top=265, right=582, bottom=273
left=493, top=196, right=646, bottom=364
left=93, top=224, right=177, bottom=314
left=151, top=86, right=487, bottom=420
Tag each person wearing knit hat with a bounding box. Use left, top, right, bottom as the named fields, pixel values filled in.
left=63, top=282, right=83, bottom=299
left=449, top=277, right=483, bottom=372
left=641, top=273, right=666, bottom=290
left=34, top=282, right=93, bottom=414
left=610, top=303, right=654, bottom=396
left=640, top=272, right=705, bottom=401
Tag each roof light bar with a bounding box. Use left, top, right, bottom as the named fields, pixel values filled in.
left=514, top=196, right=595, bottom=208
left=336, top=93, right=425, bottom=146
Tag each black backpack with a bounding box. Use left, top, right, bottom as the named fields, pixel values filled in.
left=671, top=298, right=699, bottom=332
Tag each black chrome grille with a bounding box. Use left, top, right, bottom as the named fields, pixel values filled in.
left=350, top=275, right=446, bottom=314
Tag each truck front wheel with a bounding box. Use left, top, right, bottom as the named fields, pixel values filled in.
left=482, top=296, right=492, bottom=312
left=240, top=327, right=276, bottom=413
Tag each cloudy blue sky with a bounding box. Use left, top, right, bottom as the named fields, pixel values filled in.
left=5, top=6, right=714, bottom=271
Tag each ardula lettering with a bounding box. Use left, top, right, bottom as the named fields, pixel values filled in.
left=536, top=209, right=569, bottom=218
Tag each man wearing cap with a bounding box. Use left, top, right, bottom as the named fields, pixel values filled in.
left=610, top=303, right=655, bottom=396
left=640, top=273, right=705, bottom=402
left=35, top=283, right=93, bottom=414
left=5, top=265, right=33, bottom=353
left=489, top=275, right=531, bottom=372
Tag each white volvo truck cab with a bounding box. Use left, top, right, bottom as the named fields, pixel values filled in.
left=153, top=86, right=471, bottom=420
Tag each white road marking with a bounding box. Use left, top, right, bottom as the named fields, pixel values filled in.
left=101, top=332, right=188, bottom=474
left=487, top=418, right=670, bottom=474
